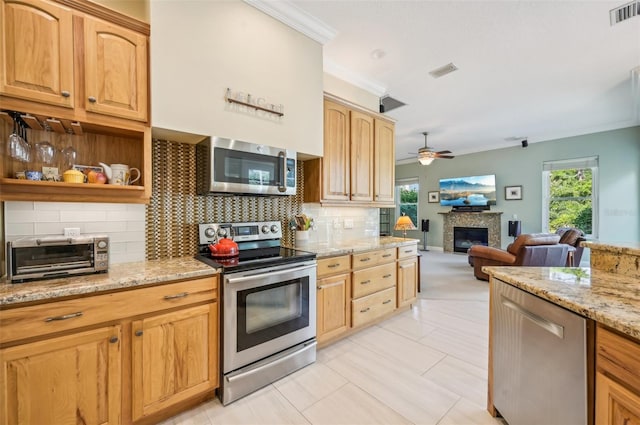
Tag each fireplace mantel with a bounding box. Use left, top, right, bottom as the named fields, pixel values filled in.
left=438, top=211, right=503, bottom=252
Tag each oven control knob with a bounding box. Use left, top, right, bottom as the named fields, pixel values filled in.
left=97, top=240, right=108, bottom=249
left=261, top=225, right=270, bottom=234
left=217, top=228, right=228, bottom=238
left=270, top=225, right=279, bottom=233
left=204, top=227, right=216, bottom=238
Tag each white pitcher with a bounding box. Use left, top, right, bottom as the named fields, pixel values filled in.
left=99, top=163, right=141, bottom=186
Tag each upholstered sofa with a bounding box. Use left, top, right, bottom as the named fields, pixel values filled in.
left=468, top=233, right=571, bottom=281
left=556, top=227, right=586, bottom=266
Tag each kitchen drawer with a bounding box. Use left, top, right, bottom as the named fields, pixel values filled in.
left=597, top=325, right=640, bottom=394
left=317, top=255, right=351, bottom=277
left=0, top=277, right=217, bottom=345
left=352, top=287, right=396, bottom=328
left=397, top=244, right=418, bottom=259
left=352, top=248, right=396, bottom=270
left=352, top=262, right=396, bottom=299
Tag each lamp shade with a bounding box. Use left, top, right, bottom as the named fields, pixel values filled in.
left=394, top=214, right=416, bottom=231
left=418, top=156, right=434, bottom=165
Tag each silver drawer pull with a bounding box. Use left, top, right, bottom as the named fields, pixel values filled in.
left=164, top=292, right=189, bottom=300
left=360, top=257, right=371, bottom=262
left=360, top=307, right=370, bottom=313
left=45, top=312, right=83, bottom=322
left=383, top=274, right=392, bottom=278
left=382, top=299, right=392, bottom=305
left=360, top=280, right=371, bottom=285
left=328, top=263, right=341, bottom=268
left=404, top=249, right=413, bottom=253
left=382, top=254, right=392, bottom=258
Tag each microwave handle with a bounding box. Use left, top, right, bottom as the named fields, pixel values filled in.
left=277, top=151, right=286, bottom=193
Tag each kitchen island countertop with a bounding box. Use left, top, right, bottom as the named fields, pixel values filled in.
left=0, top=256, right=220, bottom=307
left=293, top=236, right=419, bottom=258
left=483, top=266, right=640, bottom=340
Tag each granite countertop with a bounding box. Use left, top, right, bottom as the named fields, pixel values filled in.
left=0, top=257, right=220, bottom=307
left=295, top=236, right=419, bottom=258
left=483, top=266, right=640, bottom=340
left=581, top=240, right=640, bottom=256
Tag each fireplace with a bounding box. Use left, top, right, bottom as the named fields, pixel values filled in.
left=439, top=211, right=502, bottom=252
left=454, top=227, right=488, bottom=253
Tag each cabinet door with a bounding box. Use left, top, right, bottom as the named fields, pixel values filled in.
left=84, top=16, right=148, bottom=121
left=397, top=257, right=418, bottom=308
left=322, top=100, right=350, bottom=201
left=131, top=302, right=218, bottom=421
left=317, top=273, right=351, bottom=343
left=350, top=111, right=374, bottom=202
left=0, top=0, right=74, bottom=107
left=374, top=119, right=395, bottom=204
left=0, top=325, right=121, bottom=425
left=596, top=372, right=640, bottom=425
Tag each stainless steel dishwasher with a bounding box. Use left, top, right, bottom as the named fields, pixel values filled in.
left=491, top=278, right=594, bottom=425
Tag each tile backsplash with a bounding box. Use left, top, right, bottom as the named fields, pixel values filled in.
left=301, top=204, right=380, bottom=245
left=4, top=201, right=146, bottom=264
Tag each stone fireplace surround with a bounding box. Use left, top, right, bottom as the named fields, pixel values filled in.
left=439, top=211, right=503, bottom=252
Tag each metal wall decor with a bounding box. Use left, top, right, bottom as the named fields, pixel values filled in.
left=225, top=88, right=284, bottom=117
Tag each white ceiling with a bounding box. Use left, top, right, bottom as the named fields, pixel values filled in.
left=269, top=0, right=640, bottom=163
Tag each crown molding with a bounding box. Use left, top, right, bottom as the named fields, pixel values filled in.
left=324, top=58, right=387, bottom=97
left=244, top=0, right=337, bottom=44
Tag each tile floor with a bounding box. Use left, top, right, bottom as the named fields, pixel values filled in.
left=161, top=252, right=505, bottom=425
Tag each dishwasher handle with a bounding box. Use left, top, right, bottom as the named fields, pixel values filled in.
left=500, top=294, right=565, bottom=339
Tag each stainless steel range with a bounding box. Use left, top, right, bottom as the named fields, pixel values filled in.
left=195, top=220, right=317, bottom=405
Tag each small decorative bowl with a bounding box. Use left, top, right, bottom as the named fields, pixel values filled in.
left=63, top=169, right=85, bottom=183
left=25, top=171, right=43, bottom=181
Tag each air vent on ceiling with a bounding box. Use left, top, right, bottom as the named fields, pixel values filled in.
left=610, top=0, right=639, bottom=25
left=429, top=62, right=458, bottom=79
left=379, top=95, right=406, bottom=113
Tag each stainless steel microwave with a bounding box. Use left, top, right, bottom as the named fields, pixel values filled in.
left=196, top=137, right=296, bottom=196
left=6, top=235, right=109, bottom=283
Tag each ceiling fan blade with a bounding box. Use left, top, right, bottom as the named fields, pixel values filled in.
left=436, top=150, right=452, bottom=154
left=436, top=155, right=455, bottom=159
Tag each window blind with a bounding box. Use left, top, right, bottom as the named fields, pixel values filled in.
left=542, top=156, right=598, bottom=171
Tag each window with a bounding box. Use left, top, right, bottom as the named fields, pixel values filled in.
left=542, top=157, right=598, bottom=237
left=395, top=178, right=419, bottom=227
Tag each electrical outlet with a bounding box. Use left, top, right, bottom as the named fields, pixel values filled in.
left=64, top=227, right=80, bottom=237
left=344, top=219, right=354, bottom=229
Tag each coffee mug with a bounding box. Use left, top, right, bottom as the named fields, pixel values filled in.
left=110, top=164, right=141, bottom=186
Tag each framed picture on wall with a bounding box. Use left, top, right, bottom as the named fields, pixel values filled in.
left=505, top=185, right=523, bottom=200
left=428, top=191, right=440, bottom=203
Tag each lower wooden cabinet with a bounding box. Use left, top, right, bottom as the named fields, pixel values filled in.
left=352, top=287, right=396, bottom=328
left=397, top=257, right=418, bottom=308
left=0, top=325, right=122, bottom=425
left=132, top=303, right=218, bottom=421
left=596, top=372, right=640, bottom=425
left=596, top=325, right=640, bottom=425
left=0, top=276, right=219, bottom=425
left=316, top=273, right=351, bottom=344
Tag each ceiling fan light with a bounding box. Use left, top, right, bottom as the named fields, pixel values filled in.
left=419, top=157, right=434, bottom=165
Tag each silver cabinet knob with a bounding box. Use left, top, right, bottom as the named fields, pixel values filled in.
left=88, top=96, right=97, bottom=103
left=61, top=90, right=70, bottom=98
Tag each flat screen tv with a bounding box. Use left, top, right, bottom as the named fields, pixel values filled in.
left=439, top=174, right=497, bottom=210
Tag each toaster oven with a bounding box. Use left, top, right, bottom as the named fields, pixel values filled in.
left=6, top=235, right=109, bottom=283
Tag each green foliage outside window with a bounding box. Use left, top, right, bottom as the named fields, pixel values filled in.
left=399, top=185, right=418, bottom=226
left=548, top=168, right=593, bottom=234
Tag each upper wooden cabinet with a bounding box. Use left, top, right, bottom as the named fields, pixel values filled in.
left=304, top=96, right=396, bottom=207
left=0, top=0, right=150, bottom=124
left=0, top=0, right=75, bottom=108
left=374, top=119, right=395, bottom=204
left=84, top=16, right=148, bottom=121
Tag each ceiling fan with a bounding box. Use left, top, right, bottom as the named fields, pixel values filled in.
left=415, top=132, right=455, bottom=165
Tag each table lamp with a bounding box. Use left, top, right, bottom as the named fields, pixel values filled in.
left=394, top=213, right=416, bottom=239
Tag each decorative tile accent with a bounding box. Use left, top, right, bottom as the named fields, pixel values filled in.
left=146, top=139, right=304, bottom=260
left=439, top=212, right=502, bottom=252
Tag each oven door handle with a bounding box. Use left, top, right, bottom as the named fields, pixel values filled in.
left=226, top=263, right=316, bottom=284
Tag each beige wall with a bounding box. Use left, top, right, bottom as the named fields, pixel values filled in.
left=150, top=0, right=324, bottom=157
left=90, top=0, right=149, bottom=22
left=323, top=73, right=380, bottom=111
